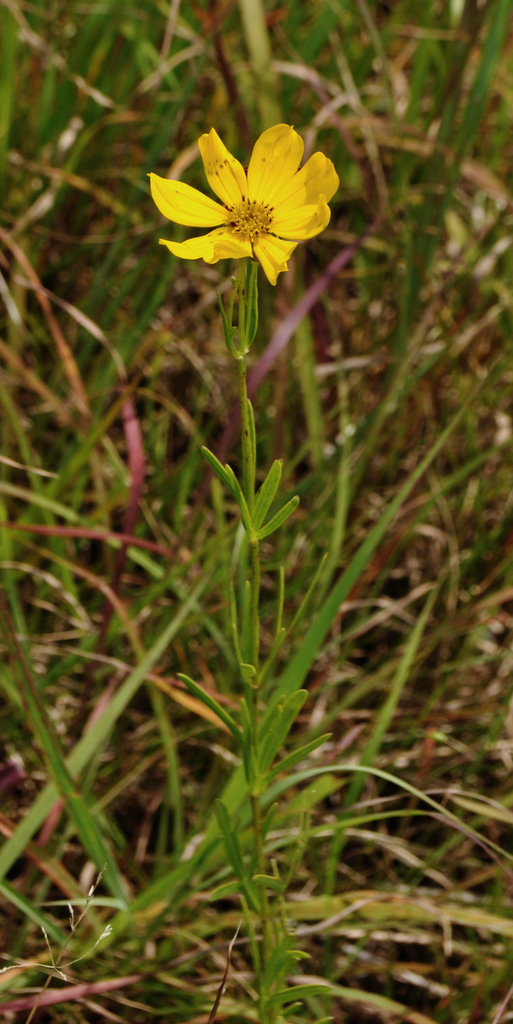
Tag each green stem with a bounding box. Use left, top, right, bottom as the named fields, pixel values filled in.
left=249, top=537, right=260, bottom=673
left=251, top=793, right=272, bottom=1020
left=237, top=353, right=254, bottom=515
left=235, top=260, right=271, bottom=1022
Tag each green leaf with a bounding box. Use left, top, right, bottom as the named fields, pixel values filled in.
left=282, top=1005, right=302, bottom=1019
left=215, top=800, right=246, bottom=880
left=262, top=934, right=307, bottom=995
left=240, top=662, right=256, bottom=683
left=270, top=984, right=330, bottom=1006
left=201, top=448, right=252, bottom=532
left=229, top=580, right=242, bottom=663
left=210, top=881, right=245, bottom=901
left=0, top=576, right=209, bottom=888
left=241, top=579, right=253, bottom=667
left=177, top=674, right=242, bottom=744
left=215, top=801, right=260, bottom=911
left=265, top=396, right=476, bottom=718
left=268, top=734, right=332, bottom=779
left=0, top=879, right=66, bottom=946
left=201, top=446, right=233, bottom=491
left=0, top=596, right=128, bottom=906
left=252, top=873, right=284, bottom=893
left=247, top=398, right=257, bottom=471
left=257, top=495, right=299, bottom=539
left=223, top=464, right=253, bottom=532
left=253, top=460, right=283, bottom=531
left=258, top=691, right=308, bottom=774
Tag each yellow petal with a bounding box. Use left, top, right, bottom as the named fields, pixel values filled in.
left=253, top=234, right=297, bottom=285
left=198, top=129, right=248, bottom=207
left=150, top=173, right=226, bottom=227
left=247, top=125, right=304, bottom=207
left=159, top=227, right=251, bottom=264
left=272, top=153, right=339, bottom=215
left=272, top=196, right=331, bottom=240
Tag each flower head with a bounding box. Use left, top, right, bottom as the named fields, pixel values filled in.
left=150, top=125, right=339, bottom=285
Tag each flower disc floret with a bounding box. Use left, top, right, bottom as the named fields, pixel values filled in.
left=230, top=199, right=273, bottom=243
left=150, top=124, right=339, bottom=285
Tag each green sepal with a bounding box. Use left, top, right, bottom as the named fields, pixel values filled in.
left=253, top=460, right=283, bottom=531
left=217, top=292, right=238, bottom=357
left=257, top=495, right=299, bottom=540
left=258, top=690, right=308, bottom=774
left=177, top=674, right=242, bottom=744
left=269, top=985, right=331, bottom=1007
left=268, top=734, right=332, bottom=779
left=252, top=873, right=284, bottom=894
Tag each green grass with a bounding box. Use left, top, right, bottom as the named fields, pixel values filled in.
left=2, top=0, right=513, bottom=1020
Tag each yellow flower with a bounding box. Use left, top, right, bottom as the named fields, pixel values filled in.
left=150, top=124, right=339, bottom=286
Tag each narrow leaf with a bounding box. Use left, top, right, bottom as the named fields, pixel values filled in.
left=247, top=398, right=257, bottom=471
left=229, top=581, right=242, bottom=663
left=252, top=873, right=284, bottom=893
left=257, top=495, right=299, bottom=539
left=253, top=460, right=283, bottom=531
left=210, top=881, right=245, bottom=901
left=258, top=691, right=308, bottom=774
left=241, top=579, right=253, bottom=667
left=270, top=984, right=330, bottom=1006
left=266, top=395, right=477, bottom=717
left=201, top=446, right=232, bottom=491
left=268, top=734, right=332, bottom=779
left=0, top=879, right=66, bottom=945
left=223, top=464, right=253, bottom=531
left=215, top=801, right=246, bottom=880
left=177, top=674, right=242, bottom=743
left=0, top=593, right=127, bottom=906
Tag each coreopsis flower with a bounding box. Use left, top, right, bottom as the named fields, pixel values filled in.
left=150, top=124, right=339, bottom=285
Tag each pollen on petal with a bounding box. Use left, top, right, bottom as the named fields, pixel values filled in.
left=198, top=129, right=247, bottom=208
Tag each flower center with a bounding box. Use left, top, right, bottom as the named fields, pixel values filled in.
left=229, top=199, right=273, bottom=243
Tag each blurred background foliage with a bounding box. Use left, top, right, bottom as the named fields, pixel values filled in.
left=2, top=0, right=513, bottom=1020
